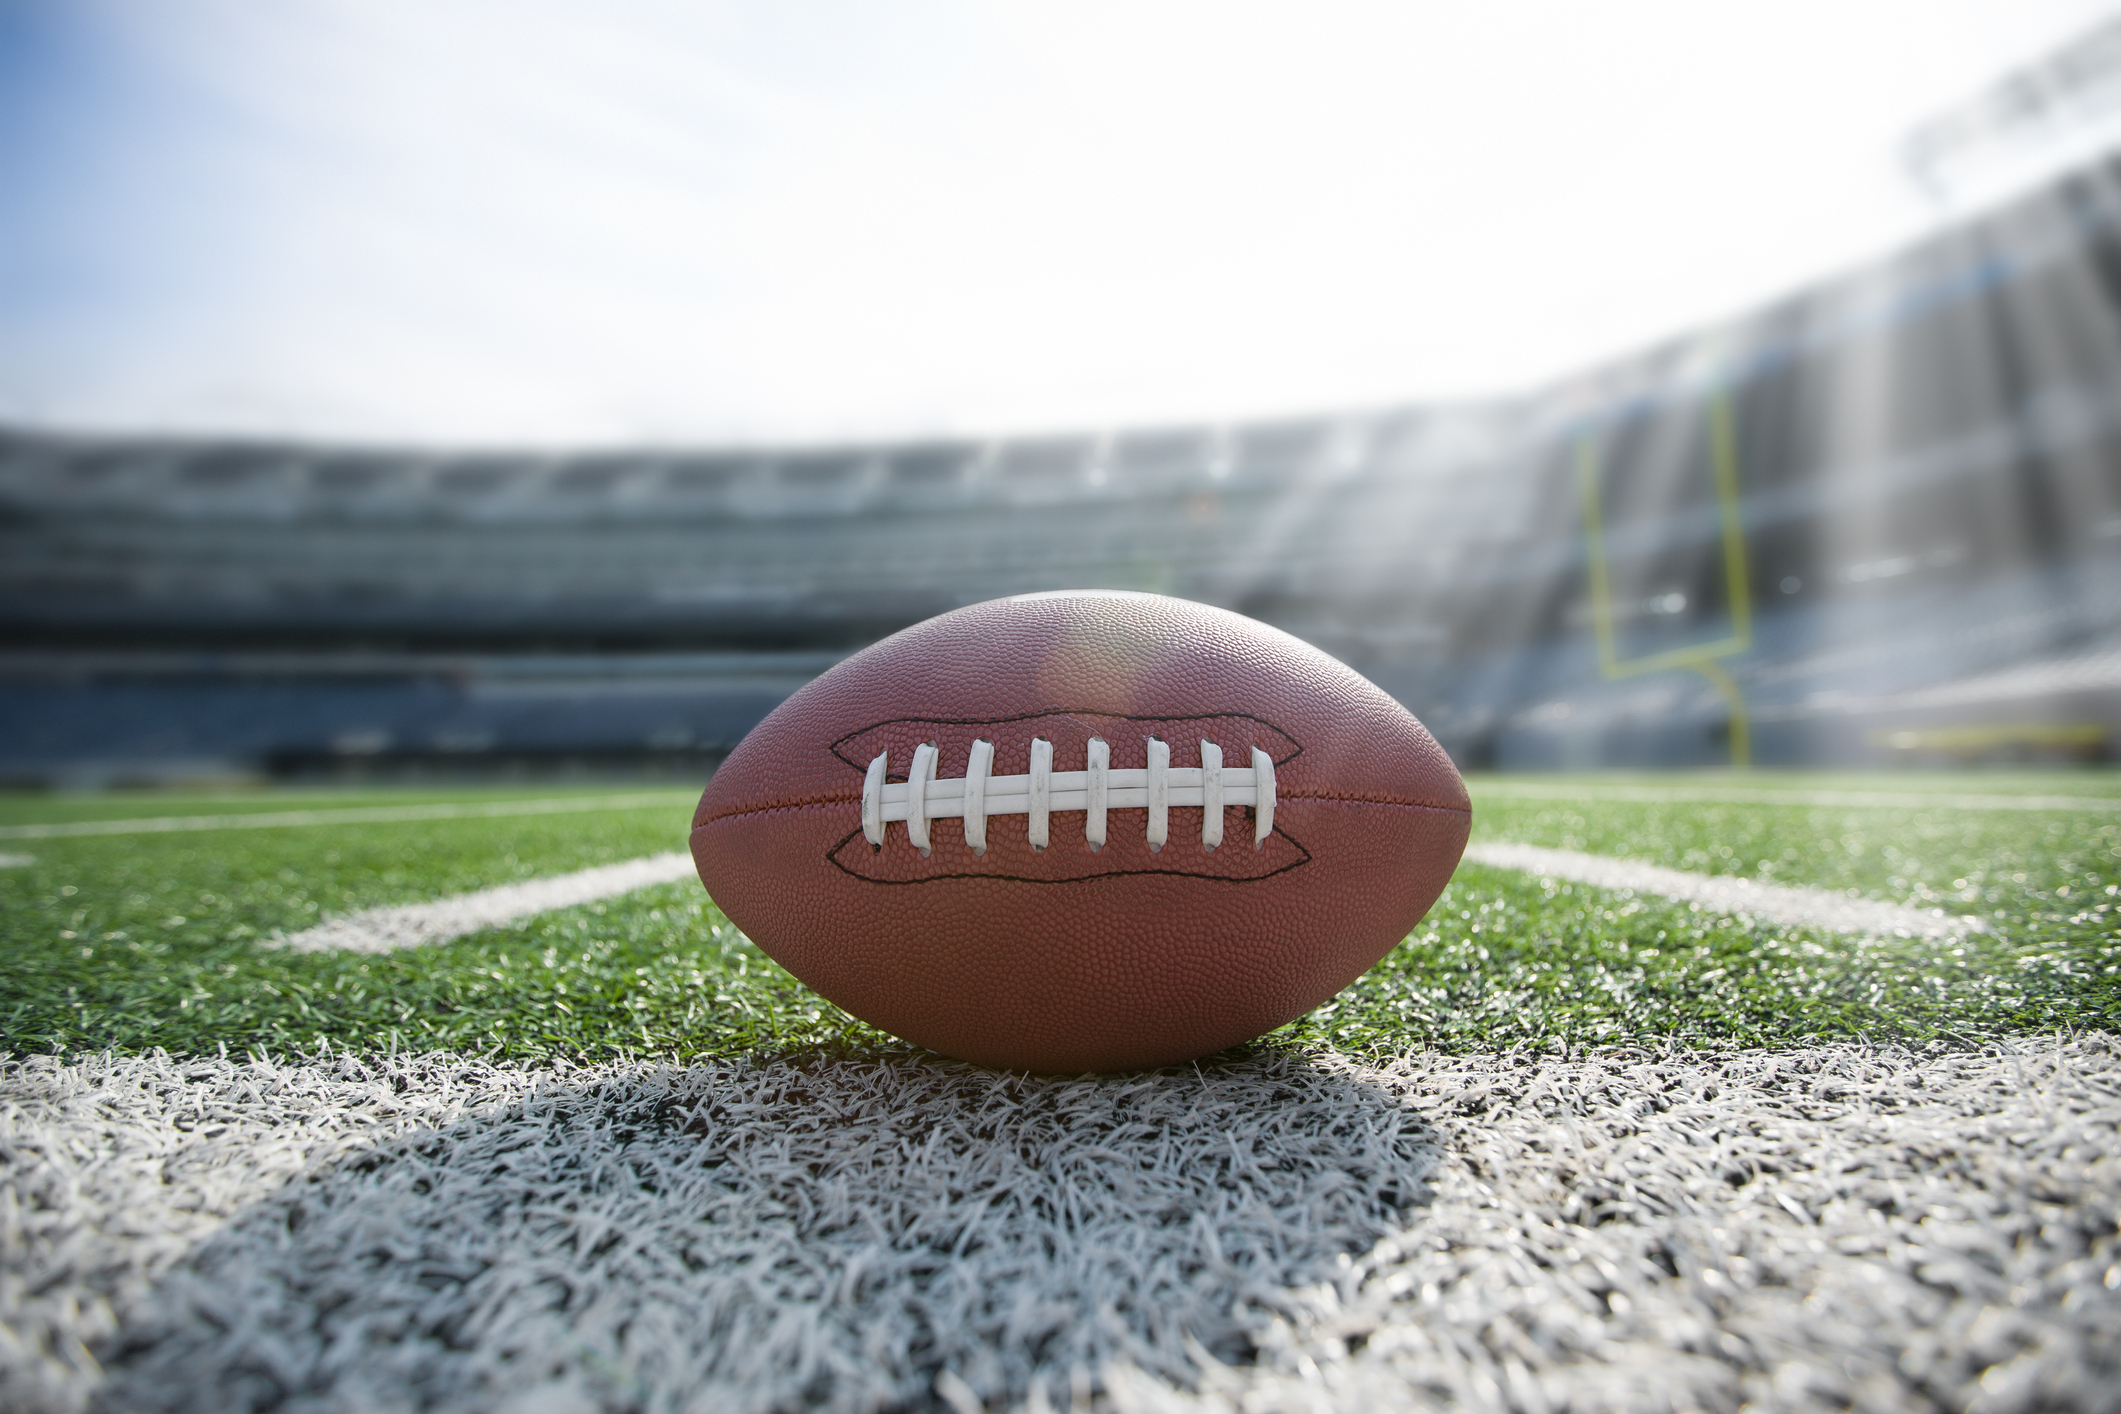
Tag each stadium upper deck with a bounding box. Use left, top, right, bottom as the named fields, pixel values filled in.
left=4, top=159, right=2120, bottom=782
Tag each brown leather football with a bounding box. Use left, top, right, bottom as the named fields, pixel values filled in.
left=689, top=591, right=1470, bottom=1072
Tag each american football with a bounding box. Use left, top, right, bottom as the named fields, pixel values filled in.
left=690, top=590, right=1471, bottom=1071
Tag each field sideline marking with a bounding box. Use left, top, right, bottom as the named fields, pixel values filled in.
left=272, top=851, right=699, bottom=953
left=1472, top=782, right=2120, bottom=812
left=273, top=839, right=1978, bottom=955
left=0, top=792, right=694, bottom=841
left=1464, top=841, right=1984, bottom=938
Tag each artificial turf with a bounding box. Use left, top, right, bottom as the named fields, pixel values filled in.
left=0, top=783, right=681, bottom=828
left=1, top=773, right=2115, bottom=1065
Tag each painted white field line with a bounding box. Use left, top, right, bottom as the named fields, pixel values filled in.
left=0, top=792, right=692, bottom=841
left=274, top=833, right=1978, bottom=955
left=1465, top=840, right=1984, bottom=938
left=1472, top=781, right=2121, bottom=812
left=272, top=851, right=699, bottom=954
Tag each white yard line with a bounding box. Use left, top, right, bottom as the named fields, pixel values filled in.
left=0, top=853, right=32, bottom=868
left=270, top=836, right=1978, bottom=956
left=1472, top=781, right=2121, bottom=812
left=1464, top=840, right=1984, bottom=938
left=0, top=792, right=692, bottom=841
left=272, top=851, right=699, bottom=953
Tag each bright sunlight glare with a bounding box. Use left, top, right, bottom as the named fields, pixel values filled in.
left=0, top=0, right=2114, bottom=446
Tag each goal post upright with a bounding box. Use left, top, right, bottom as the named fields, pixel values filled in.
left=1577, top=392, right=1754, bottom=767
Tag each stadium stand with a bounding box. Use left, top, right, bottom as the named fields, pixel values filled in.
left=3, top=158, right=2120, bottom=784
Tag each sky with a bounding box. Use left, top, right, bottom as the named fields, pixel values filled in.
left=0, top=0, right=2116, bottom=448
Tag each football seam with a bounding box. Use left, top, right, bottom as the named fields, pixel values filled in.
left=819, top=825, right=1317, bottom=886
left=695, top=791, right=1470, bottom=827
left=694, top=789, right=867, bottom=826
left=1281, top=788, right=1471, bottom=811
left=826, top=708, right=1306, bottom=775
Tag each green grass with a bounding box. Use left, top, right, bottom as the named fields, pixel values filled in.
left=1469, top=775, right=2121, bottom=918
left=0, top=782, right=680, bottom=827
left=1281, top=771, right=2121, bottom=1056
left=2, top=774, right=2116, bottom=1065
left=0, top=795, right=863, bottom=1060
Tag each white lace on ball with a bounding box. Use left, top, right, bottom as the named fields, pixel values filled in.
left=861, top=737, right=1277, bottom=857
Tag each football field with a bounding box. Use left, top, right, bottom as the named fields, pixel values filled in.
left=3, top=774, right=2116, bottom=1412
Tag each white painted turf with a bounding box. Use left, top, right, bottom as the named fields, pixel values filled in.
left=272, top=852, right=699, bottom=953
left=2, top=1038, right=2115, bottom=1413
left=264, top=842, right=1986, bottom=957
left=1461, top=843, right=1982, bottom=940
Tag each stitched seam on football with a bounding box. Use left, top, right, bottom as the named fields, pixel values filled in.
left=1280, top=789, right=1470, bottom=812
left=827, top=708, right=1305, bottom=774
left=694, top=790, right=861, bottom=827
left=695, top=792, right=1468, bottom=828
left=821, top=826, right=1315, bottom=886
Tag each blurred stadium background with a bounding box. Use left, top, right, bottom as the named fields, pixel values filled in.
left=4, top=4, right=2121, bottom=787
left=7, top=157, right=2121, bottom=784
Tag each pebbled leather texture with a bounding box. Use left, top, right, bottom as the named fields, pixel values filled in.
left=691, top=590, right=1471, bottom=1072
